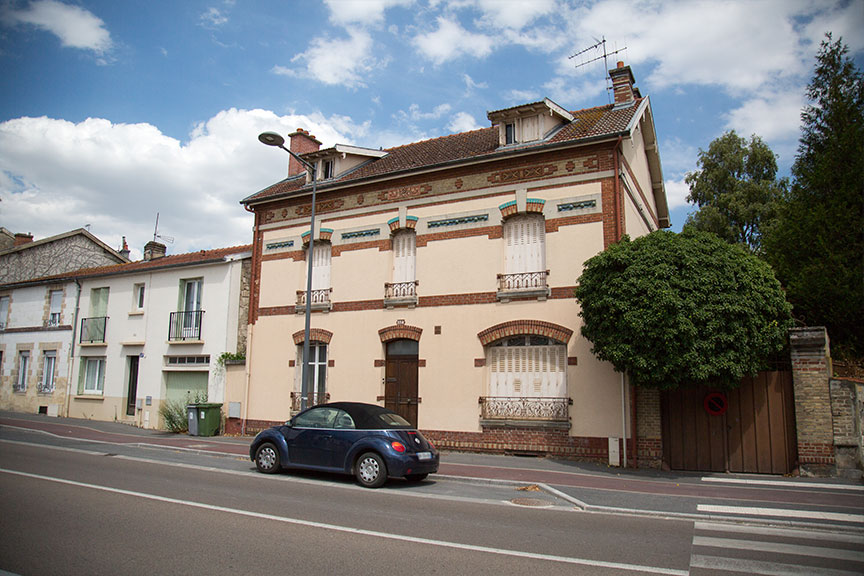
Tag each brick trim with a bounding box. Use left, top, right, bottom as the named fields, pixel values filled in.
left=477, top=320, right=573, bottom=346
left=378, top=324, right=423, bottom=342
left=292, top=328, right=334, bottom=345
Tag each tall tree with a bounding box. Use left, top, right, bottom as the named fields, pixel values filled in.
left=575, top=230, right=791, bottom=390
left=683, top=131, right=784, bottom=253
left=764, top=34, right=864, bottom=358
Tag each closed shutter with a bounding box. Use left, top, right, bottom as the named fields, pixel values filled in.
left=164, top=371, right=208, bottom=404
left=311, top=243, right=331, bottom=290
left=392, top=231, right=416, bottom=283
left=90, top=288, right=109, bottom=316
left=504, top=215, right=545, bottom=274
left=488, top=343, right=566, bottom=398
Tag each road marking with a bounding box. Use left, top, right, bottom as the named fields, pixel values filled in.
left=697, top=505, right=864, bottom=524
left=693, top=536, right=864, bottom=562
left=701, top=477, right=864, bottom=492
left=690, top=554, right=861, bottom=576
left=694, top=521, right=864, bottom=544
left=0, top=467, right=688, bottom=576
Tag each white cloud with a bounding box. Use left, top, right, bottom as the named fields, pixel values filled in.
left=447, top=112, right=482, bottom=133
left=724, top=89, right=804, bottom=142
left=504, top=89, right=541, bottom=103
left=664, top=178, right=691, bottom=210
left=200, top=7, right=228, bottom=28
left=463, top=73, right=487, bottom=96
left=412, top=17, right=494, bottom=65
left=3, top=0, right=112, bottom=56
left=0, top=110, right=356, bottom=258
left=324, top=0, right=413, bottom=27
left=472, top=0, right=556, bottom=30
left=274, top=29, right=385, bottom=88
left=404, top=103, right=452, bottom=121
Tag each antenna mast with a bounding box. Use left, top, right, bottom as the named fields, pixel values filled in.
left=569, top=36, right=627, bottom=104
left=152, top=212, right=175, bottom=244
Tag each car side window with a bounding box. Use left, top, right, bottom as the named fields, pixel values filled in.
left=294, top=407, right=339, bottom=429
left=334, top=410, right=355, bottom=430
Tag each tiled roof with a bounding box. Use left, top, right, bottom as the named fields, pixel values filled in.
left=2, top=244, right=251, bottom=287
left=243, top=98, right=645, bottom=205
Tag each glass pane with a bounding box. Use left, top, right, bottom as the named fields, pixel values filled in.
left=334, top=410, right=355, bottom=429
left=387, top=339, right=418, bottom=356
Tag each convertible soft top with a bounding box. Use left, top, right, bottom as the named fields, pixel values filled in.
left=318, top=401, right=414, bottom=430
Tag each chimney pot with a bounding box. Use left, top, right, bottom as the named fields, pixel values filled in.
left=13, top=233, right=34, bottom=247
left=287, top=128, right=322, bottom=177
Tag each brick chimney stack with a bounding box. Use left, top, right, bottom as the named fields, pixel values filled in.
left=14, top=233, right=33, bottom=247
left=609, top=61, right=638, bottom=105
left=119, top=236, right=130, bottom=259
left=287, top=128, right=322, bottom=177
left=143, top=241, right=166, bottom=261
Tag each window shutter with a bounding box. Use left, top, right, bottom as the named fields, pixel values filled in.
left=392, top=231, right=416, bottom=283
left=311, top=243, right=331, bottom=290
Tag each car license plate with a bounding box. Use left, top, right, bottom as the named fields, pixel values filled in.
left=417, top=451, right=432, bottom=461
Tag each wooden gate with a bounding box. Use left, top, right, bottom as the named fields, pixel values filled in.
left=661, top=371, right=797, bottom=474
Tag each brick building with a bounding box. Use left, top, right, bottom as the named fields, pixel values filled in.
left=237, top=63, right=669, bottom=464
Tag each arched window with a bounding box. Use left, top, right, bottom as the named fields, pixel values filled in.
left=487, top=335, right=566, bottom=398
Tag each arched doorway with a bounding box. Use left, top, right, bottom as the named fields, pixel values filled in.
left=385, top=339, right=419, bottom=427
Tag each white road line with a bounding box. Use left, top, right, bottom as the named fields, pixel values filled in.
left=690, top=554, right=861, bottom=576
left=0, top=467, right=688, bottom=576
left=693, top=536, right=864, bottom=562
left=701, top=477, right=864, bottom=492
left=697, top=505, right=864, bottom=524
left=695, top=521, right=864, bottom=544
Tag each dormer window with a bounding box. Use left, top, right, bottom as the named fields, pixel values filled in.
left=505, top=123, right=515, bottom=145
left=322, top=159, right=334, bottom=179
left=487, top=98, right=575, bottom=148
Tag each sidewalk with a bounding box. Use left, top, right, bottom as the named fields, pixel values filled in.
left=2, top=410, right=862, bottom=530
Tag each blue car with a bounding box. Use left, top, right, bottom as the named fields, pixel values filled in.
left=249, top=401, right=439, bottom=488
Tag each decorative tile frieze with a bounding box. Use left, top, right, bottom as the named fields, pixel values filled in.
left=427, top=214, right=489, bottom=228
left=341, top=229, right=380, bottom=240
left=265, top=240, right=294, bottom=250
left=557, top=199, right=597, bottom=212
left=487, top=164, right=557, bottom=185
left=377, top=184, right=432, bottom=202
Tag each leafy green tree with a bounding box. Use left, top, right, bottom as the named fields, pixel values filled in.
left=763, top=34, right=864, bottom=358
left=575, top=230, right=792, bottom=390
left=683, top=131, right=784, bottom=253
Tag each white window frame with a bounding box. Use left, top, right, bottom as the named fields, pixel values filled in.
left=295, top=342, right=328, bottom=402
left=504, top=214, right=546, bottom=275
left=83, top=357, right=105, bottom=394
left=392, top=230, right=416, bottom=284
left=310, top=243, right=331, bottom=291
left=0, top=296, right=8, bottom=330
left=15, top=351, right=30, bottom=392
left=40, top=350, right=56, bottom=393
left=48, top=290, right=63, bottom=326
left=134, top=283, right=146, bottom=311
left=322, top=159, right=334, bottom=179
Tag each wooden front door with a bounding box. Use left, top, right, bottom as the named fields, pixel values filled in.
left=662, top=371, right=797, bottom=474
left=384, top=340, right=419, bottom=427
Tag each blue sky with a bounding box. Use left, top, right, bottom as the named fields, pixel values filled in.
left=1, top=0, right=862, bottom=259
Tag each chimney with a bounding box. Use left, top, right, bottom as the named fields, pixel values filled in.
left=287, top=128, right=322, bottom=177
left=609, top=61, right=637, bottom=105
left=119, top=236, right=130, bottom=259
left=143, top=240, right=166, bottom=261
left=14, top=232, right=33, bottom=247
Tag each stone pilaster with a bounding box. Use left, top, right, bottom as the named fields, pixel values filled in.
left=636, top=386, right=663, bottom=468
left=789, top=327, right=835, bottom=476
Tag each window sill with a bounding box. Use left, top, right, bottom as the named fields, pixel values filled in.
left=496, top=288, right=550, bottom=303
left=74, top=394, right=104, bottom=401
left=384, top=296, right=418, bottom=309
left=79, top=341, right=107, bottom=347
left=480, top=418, right=570, bottom=430
left=167, top=339, right=204, bottom=345
left=121, top=341, right=146, bottom=347
left=128, top=310, right=144, bottom=317
left=295, top=303, right=332, bottom=314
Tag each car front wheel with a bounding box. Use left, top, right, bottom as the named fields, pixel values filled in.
left=255, top=443, right=280, bottom=474
left=355, top=452, right=387, bottom=488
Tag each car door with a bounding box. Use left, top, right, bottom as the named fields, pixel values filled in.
left=285, top=406, right=339, bottom=467
left=328, top=409, right=360, bottom=469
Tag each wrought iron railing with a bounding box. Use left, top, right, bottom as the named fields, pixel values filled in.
left=479, top=396, right=571, bottom=421
left=296, top=289, right=332, bottom=307
left=168, top=310, right=204, bottom=341
left=497, top=270, right=549, bottom=292
left=291, top=391, right=330, bottom=412
left=384, top=280, right=418, bottom=300
left=80, top=316, right=108, bottom=343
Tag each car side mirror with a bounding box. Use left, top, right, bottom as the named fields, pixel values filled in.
left=284, top=420, right=293, bottom=428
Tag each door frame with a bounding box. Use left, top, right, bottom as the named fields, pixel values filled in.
left=384, top=339, right=420, bottom=427
left=126, top=355, right=139, bottom=416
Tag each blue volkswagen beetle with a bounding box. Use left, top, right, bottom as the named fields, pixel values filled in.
left=249, top=402, right=439, bottom=488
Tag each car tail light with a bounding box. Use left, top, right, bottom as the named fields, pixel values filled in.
left=391, top=441, right=406, bottom=453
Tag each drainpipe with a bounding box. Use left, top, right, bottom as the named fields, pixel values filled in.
left=613, top=136, right=624, bottom=242
left=621, top=372, right=628, bottom=468
left=65, top=279, right=82, bottom=417
left=241, top=322, right=253, bottom=436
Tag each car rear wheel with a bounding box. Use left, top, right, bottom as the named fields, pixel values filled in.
left=405, top=473, right=428, bottom=482
left=255, top=443, right=280, bottom=474
left=355, top=452, right=387, bottom=488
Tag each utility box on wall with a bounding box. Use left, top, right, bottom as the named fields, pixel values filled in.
left=608, top=437, right=620, bottom=467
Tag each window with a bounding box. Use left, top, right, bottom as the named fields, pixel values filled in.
left=392, top=230, right=416, bottom=284
left=505, top=122, right=515, bottom=145
left=0, top=296, right=9, bottom=330
left=311, top=243, right=331, bottom=292
left=48, top=290, right=63, bottom=326
left=166, top=355, right=211, bottom=366
left=90, top=287, right=109, bottom=317
left=488, top=336, right=567, bottom=398
left=40, top=351, right=56, bottom=393
left=296, top=342, right=327, bottom=402
left=181, top=279, right=202, bottom=311
left=293, top=406, right=341, bottom=429
left=82, top=357, right=105, bottom=394
left=14, top=351, right=29, bottom=392
left=322, top=159, right=334, bottom=179
left=504, top=214, right=546, bottom=275
left=134, top=283, right=146, bottom=310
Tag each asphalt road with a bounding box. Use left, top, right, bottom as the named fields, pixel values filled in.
left=1, top=435, right=862, bottom=575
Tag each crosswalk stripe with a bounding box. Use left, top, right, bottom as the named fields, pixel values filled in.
left=690, top=554, right=862, bottom=576
left=694, top=521, right=864, bottom=544
left=701, top=477, right=864, bottom=491
left=693, top=536, right=864, bottom=562
left=697, top=504, right=864, bottom=523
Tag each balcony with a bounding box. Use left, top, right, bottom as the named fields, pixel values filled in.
left=80, top=316, right=108, bottom=344
left=496, top=270, right=549, bottom=302
left=384, top=280, right=418, bottom=308
left=291, top=391, right=330, bottom=413
left=479, top=396, right=571, bottom=428
left=168, top=310, right=204, bottom=341
left=296, top=288, right=332, bottom=312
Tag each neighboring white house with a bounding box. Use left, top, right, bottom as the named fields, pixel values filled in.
left=66, top=242, right=251, bottom=428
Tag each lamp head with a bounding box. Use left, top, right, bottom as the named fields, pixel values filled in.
left=258, top=132, right=285, bottom=147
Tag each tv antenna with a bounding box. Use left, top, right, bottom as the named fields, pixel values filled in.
left=152, top=212, right=174, bottom=244
left=569, top=36, right=627, bottom=103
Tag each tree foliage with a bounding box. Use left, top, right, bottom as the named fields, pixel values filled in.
left=683, top=131, right=784, bottom=253
left=575, top=230, right=792, bottom=390
left=763, top=34, right=864, bottom=358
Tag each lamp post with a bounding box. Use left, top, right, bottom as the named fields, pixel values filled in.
left=258, top=131, right=317, bottom=412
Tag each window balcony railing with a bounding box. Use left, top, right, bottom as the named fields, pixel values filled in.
left=384, top=280, right=418, bottom=307
left=80, top=316, right=108, bottom=344
left=479, top=396, right=571, bottom=422
left=497, top=270, right=550, bottom=301
left=291, top=391, right=330, bottom=413
left=296, top=288, right=332, bottom=311
left=168, top=310, right=204, bottom=341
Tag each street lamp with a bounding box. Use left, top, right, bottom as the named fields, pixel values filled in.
left=258, top=131, right=317, bottom=412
